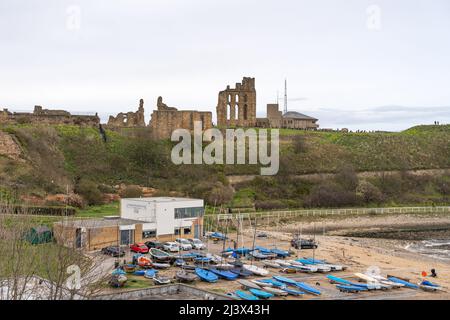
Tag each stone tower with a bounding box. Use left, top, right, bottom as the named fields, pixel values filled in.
left=216, top=77, right=256, bottom=127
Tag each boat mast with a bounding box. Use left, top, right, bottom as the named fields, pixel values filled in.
left=250, top=216, right=257, bottom=266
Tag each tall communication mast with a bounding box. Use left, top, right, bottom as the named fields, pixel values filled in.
left=284, top=78, right=288, bottom=114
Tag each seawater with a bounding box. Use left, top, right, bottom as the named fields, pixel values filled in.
left=405, top=239, right=450, bottom=261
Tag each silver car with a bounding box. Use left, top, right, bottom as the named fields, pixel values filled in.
left=188, top=238, right=205, bottom=250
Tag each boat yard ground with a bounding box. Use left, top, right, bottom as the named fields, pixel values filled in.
left=97, top=212, right=450, bottom=300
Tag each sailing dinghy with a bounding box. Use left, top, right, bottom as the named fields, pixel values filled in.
left=230, top=268, right=253, bottom=278
left=337, top=284, right=368, bottom=293
left=387, top=277, right=419, bottom=289
left=195, top=268, right=219, bottom=283
left=149, top=248, right=173, bottom=262
left=419, top=280, right=444, bottom=292
left=235, top=290, right=259, bottom=300
left=262, top=261, right=281, bottom=268
left=243, top=264, right=269, bottom=276
left=249, top=288, right=274, bottom=299
left=238, top=279, right=262, bottom=290
left=209, top=268, right=238, bottom=280
left=282, top=288, right=305, bottom=296
left=273, top=276, right=297, bottom=286
left=176, top=270, right=198, bottom=283
left=294, top=282, right=321, bottom=295
left=262, top=287, right=288, bottom=296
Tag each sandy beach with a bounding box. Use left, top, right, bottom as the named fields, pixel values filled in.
left=101, top=213, right=450, bottom=300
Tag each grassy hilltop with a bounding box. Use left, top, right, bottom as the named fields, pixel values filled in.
left=0, top=124, right=449, bottom=211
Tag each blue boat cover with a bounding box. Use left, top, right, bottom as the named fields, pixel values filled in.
left=195, top=268, right=219, bottom=282
left=282, top=288, right=305, bottom=296
left=133, top=270, right=145, bottom=276
left=249, top=288, right=274, bottom=299
left=337, top=284, right=367, bottom=292
left=112, top=268, right=126, bottom=276
left=259, top=279, right=286, bottom=288
left=235, top=290, right=259, bottom=300
left=271, top=249, right=290, bottom=257
left=388, top=277, right=419, bottom=289
left=273, top=276, right=297, bottom=285
left=144, top=269, right=158, bottom=278
left=209, top=268, right=238, bottom=280
left=295, top=282, right=321, bottom=295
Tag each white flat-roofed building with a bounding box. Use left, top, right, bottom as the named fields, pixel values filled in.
left=120, top=197, right=205, bottom=241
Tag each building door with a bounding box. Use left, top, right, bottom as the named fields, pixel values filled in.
left=75, top=228, right=82, bottom=248
left=120, top=230, right=134, bottom=245
left=194, top=224, right=201, bottom=238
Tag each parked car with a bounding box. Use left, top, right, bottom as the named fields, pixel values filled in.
left=175, top=238, right=193, bottom=251
left=130, top=243, right=150, bottom=254
left=101, top=246, right=125, bottom=257
left=163, top=242, right=180, bottom=252
left=290, top=238, right=318, bottom=249
left=187, top=238, right=205, bottom=250
left=145, top=241, right=164, bottom=250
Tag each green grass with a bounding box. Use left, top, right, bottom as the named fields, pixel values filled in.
left=76, top=202, right=120, bottom=218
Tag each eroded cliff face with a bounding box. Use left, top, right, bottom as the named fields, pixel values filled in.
left=0, top=131, right=22, bottom=161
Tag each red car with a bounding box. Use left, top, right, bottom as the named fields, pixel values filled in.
left=130, top=243, right=149, bottom=254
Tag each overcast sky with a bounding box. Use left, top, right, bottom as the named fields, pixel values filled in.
left=0, top=0, right=449, bottom=131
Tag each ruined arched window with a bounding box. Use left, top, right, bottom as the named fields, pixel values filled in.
left=236, top=94, right=239, bottom=102
left=200, top=115, right=205, bottom=130
left=244, top=94, right=248, bottom=103
left=243, top=104, right=248, bottom=120
left=227, top=103, right=231, bottom=121
left=228, top=94, right=232, bottom=103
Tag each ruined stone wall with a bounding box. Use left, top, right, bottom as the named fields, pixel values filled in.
left=149, top=97, right=212, bottom=140
left=0, top=107, right=99, bottom=126
left=216, top=77, right=257, bottom=127
left=107, top=99, right=146, bottom=127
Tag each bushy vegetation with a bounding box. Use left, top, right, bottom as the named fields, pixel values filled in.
left=234, top=168, right=450, bottom=210
left=0, top=124, right=449, bottom=210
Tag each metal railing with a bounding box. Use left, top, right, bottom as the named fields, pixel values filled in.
left=205, top=206, right=450, bottom=222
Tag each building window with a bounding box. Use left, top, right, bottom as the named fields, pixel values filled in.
left=183, top=227, right=191, bottom=235
left=142, top=230, right=156, bottom=239
left=175, top=207, right=204, bottom=219
left=174, top=228, right=181, bottom=235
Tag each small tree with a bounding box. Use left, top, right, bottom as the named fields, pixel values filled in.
left=75, top=180, right=103, bottom=206
left=119, top=185, right=143, bottom=198
left=356, top=180, right=383, bottom=204
left=335, top=164, right=359, bottom=192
